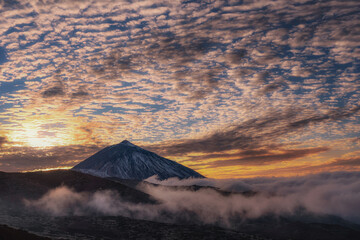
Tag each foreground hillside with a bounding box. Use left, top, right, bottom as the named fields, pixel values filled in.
left=1, top=170, right=360, bottom=240
left=0, top=224, right=50, bottom=240
left=1, top=215, right=268, bottom=240
left=0, top=170, right=154, bottom=204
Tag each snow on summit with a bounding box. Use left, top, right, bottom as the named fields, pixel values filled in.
left=72, top=140, right=204, bottom=180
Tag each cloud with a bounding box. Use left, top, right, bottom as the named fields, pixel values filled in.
left=227, top=48, right=247, bottom=64
left=258, top=82, right=283, bottom=95
left=177, top=146, right=330, bottom=168
left=145, top=171, right=360, bottom=223
left=41, top=85, right=65, bottom=98
left=288, top=106, right=360, bottom=129
left=148, top=106, right=359, bottom=155
left=0, top=144, right=103, bottom=172
left=327, top=157, right=360, bottom=167
left=71, top=89, right=90, bottom=98
left=0, top=136, right=7, bottom=147
left=24, top=186, right=162, bottom=219
left=24, top=186, right=86, bottom=216
left=0, top=0, right=359, bottom=176
left=24, top=171, right=360, bottom=226
left=91, top=29, right=225, bottom=100
left=207, top=147, right=329, bottom=167
left=0, top=46, right=8, bottom=65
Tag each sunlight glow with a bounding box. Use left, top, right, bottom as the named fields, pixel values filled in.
left=21, top=166, right=72, bottom=172
left=9, top=124, right=67, bottom=148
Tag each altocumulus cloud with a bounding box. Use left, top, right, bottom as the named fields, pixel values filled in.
left=0, top=0, right=359, bottom=176
left=147, top=106, right=359, bottom=156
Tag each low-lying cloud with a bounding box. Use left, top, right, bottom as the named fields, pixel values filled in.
left=25, top=171, right=360, bottom=227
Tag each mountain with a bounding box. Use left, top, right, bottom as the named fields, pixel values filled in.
left=72, top=140, right=204, bottom=180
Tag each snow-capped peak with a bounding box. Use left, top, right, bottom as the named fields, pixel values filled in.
left=119, top=140, right=137, bottom=147
left=72, top=140, right=205, bottom=180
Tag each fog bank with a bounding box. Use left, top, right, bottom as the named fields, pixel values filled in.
left=25, top=171, right=360, bottom=226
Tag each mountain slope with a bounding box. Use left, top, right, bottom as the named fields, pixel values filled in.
left=72, top=140, right=204, bottom=180
left=0, top=170, right=154, bottom=204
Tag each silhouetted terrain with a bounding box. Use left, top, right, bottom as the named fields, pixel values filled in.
left=0, top=224, right=50, bottom=240
left=235, top=217, right=360, bottom=240
left=0, top=170, right=154, bottom=204
left=1, top=170, right=360, bottom=240
left=16, top=215, right=268, bottom=240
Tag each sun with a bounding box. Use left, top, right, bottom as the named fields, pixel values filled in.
left=25, top=135, right=57, bottom=148
left=9, top=126, right=66, bottom=148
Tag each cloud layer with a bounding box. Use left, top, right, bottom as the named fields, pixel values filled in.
left=25, top=171, right=360, bottom=226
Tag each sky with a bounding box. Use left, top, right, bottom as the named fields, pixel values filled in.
left=0, top=0, right=359, bottom=178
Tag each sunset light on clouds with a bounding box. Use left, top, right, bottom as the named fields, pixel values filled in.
left=0, top=0, right=359, bottom=178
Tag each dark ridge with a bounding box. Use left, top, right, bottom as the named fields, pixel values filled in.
left=0, top=224, right=50, bottom=240
left=26, top=215, right=266, bottom=240
left=0, top=170, right=155, bottom=204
